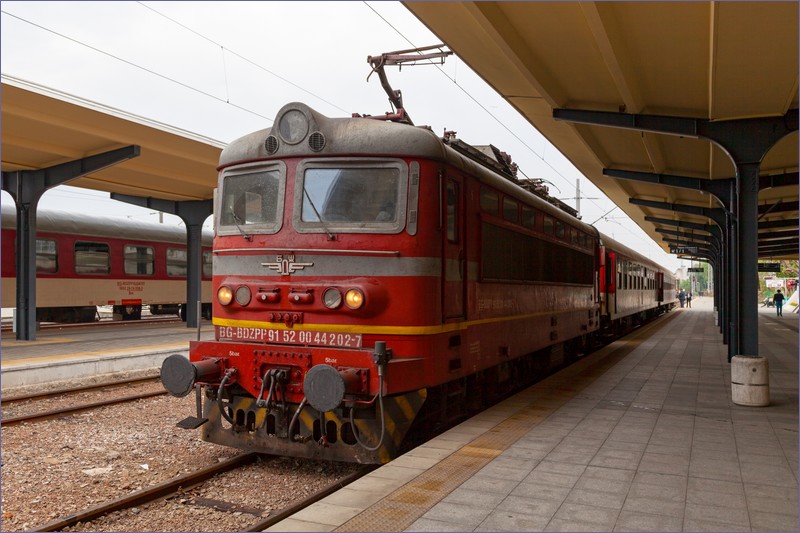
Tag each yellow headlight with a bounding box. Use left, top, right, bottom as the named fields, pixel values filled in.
left=217, top=286, right=233, bottom=306
left=344, top=288, right=364, bottom=309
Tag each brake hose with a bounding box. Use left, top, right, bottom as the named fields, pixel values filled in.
left=289, top=397, right=308, bottom=441
left=256, top=370, right=276, bottom=409
left=217, top=369, right=237, bottom=425
left=349, top=365, right=386, bottom=451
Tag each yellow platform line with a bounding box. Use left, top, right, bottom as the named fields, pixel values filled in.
left=334, top=312, right=678, bottom=532
left=1, top=337, right=76, bottom=347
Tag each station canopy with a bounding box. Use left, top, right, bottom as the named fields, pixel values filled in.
left=405, top=1, right=799, bottom=261
left=1, top=75, right=222, bottom=202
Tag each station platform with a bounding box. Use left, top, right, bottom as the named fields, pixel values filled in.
left=267, top=296, right=799, bottom=532
left=0, top=320, right=213, bottom=389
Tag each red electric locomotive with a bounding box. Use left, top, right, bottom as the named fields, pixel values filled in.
left=161, top=101, right=675, bottom=463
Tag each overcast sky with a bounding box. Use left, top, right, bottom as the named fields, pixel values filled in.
left=1, top=0, right=683, bottom=271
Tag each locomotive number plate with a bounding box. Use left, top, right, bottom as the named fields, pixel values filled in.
left=216, top=326, right=362, bottom=348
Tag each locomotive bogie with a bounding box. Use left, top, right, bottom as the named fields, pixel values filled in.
left=199, top=388, right=427, bottom=464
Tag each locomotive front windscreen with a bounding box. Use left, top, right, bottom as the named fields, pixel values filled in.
left=294, top=160, right=409, bottom=234
left=217, top=163, right=286, bottom=236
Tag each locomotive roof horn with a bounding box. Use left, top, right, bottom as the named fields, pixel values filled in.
left=363, top=44, right=452, bottom=126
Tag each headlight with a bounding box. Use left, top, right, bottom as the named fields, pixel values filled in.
left=235, top=285, right=251, bottom=306
left=322, top=287, right=342, bottom=309
left=217, top=286, right=233, bottom=306
left=344, top=288, right=364, bottom=309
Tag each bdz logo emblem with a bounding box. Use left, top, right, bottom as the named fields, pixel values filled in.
left=262, top=255, right=313, bottom=276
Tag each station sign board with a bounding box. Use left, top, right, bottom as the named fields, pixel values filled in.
left=687, top=267, right=704, bottom=272
left=672, top=246, right=698, bottom=254
left=757, top=262, right=781, bottom=272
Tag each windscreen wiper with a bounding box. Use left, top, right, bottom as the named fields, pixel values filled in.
left=303, top=187, right=336, bottom=241
left=232, top=212, right=252, bottom=241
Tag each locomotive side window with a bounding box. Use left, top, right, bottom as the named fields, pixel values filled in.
left=521, top=206, right=535, bottom=229
left=124, top=245, right=154, bottom=276
left=294, top=159, right=408, bottom=234
left=555, top=220, right=565, bottom=239
left=502, top=197, right=519, bottom=222
left=74, top=241, right=110, bottom=275
left=218, top=163, right=285, bottom=236
left=166, top=248, right=187, bottom=277
left=543, top=215, right=554, bottom=234
left=446, top=181, right=459, bottom=243
left=481, top=222, right=593, bottom=284
left=569, top=227, right=578, bottom=245
left=36, top=239, right=58, bottom=274
left=479, top=187, right=499, bottom=214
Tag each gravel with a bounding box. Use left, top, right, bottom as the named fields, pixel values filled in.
left=0, top=371, right=359, bottom=532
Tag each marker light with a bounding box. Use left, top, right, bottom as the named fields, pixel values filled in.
left=217, top=286, right=233, bottom=306
left=344, top=288, right=364, bottom=309
left=322, top=287, right=342, bottom=309
left=235, top=285, right=252, bottom=306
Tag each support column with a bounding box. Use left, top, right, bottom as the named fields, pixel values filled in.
left=110, top=194, right=213, bottom=329
left=1, top=146, right=140, bottom=340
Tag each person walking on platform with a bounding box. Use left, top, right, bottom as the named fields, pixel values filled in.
left=773, top=289, right=785, bottom=316
left=678, top=289, right=686, bottom=308
left=687, top=292, right=692, bottom=308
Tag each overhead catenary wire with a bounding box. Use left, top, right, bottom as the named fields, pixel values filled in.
left=2, top=3, right=670, bottom=264
left=0, top=9, right=273, bottom=122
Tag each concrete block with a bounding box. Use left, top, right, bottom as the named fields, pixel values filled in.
left=731, top=355, right=769, bottom=406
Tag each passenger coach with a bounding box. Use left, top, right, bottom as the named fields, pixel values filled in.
left=1, top=204, right=213, bottom=322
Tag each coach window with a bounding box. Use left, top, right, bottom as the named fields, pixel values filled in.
left=543, top=215, right=554, bottom=235
left=167, top=248, right=187, bottom=277
left=36, top=239, right=58, bottom=274
left=521, top=206, right=535, bottom=229
left=124, top=245, right=154, bottom=276
left=295, top=160, right=407, bottom=234
left=75, top=241, right=110, bottom=275
left=502, top=197, right=519, bottom=223
left=202, top=251, right=213, bottom=278
left=479, top=187, right=499, bottom=214
left=219, top=162, right=286, bottom=236
left=446, top=180, right=459, bottom=243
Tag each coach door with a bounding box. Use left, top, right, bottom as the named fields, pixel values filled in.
left=443, top=177, right=466, bottom=320
left=606, top=252, right=617, bottom=316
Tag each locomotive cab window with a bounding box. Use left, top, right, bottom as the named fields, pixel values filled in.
left=218, top=162, right=286, bottom=236
left=294, top=159, right=408, bottom=234
left=124, top=245, right=154, bottom=276
left=75, top=241, right=110, bottom=275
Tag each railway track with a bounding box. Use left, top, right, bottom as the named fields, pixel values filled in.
left=1, top=377, right=167, bottom=427
left=25, top=453, right=372, bottom=532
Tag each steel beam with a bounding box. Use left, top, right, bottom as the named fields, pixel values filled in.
left=1, top=145, right=140, bottom=340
